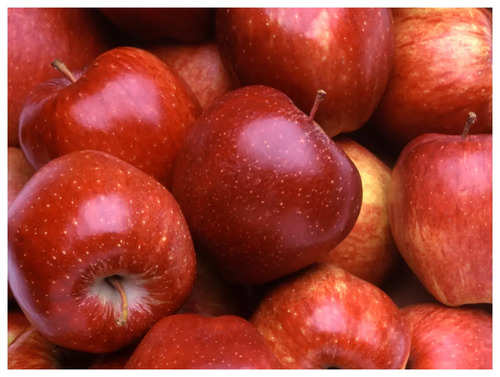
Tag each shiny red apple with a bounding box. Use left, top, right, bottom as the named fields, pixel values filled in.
left=19, top=46, right=200, bottom=186
left=320, top=137, right=398, bottom=285
left=402, top=303, right=492, bottom=369
left=126, top=314, right=281, bottom=369
left=8, top=150, right=196, bottom=353
left=100, top=8, right=214, bottom=43
left=373, top=8, right=492, bottom=149
left=8, top=148, right=34, bottom=208
left=8, top=8, right=113, bottom=146
left=388, top=115, right=492, bottom=306
left=148, top=43, right=238, bottom=110
left=172, top=85, right=362, bottom=284
left=252, top=265, right=410, bottom=368
left=216, top=8, right=393, bottom=136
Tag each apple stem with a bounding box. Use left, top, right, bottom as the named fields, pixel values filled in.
left=308, top=89, right=327, bottom=121
left=462, top=112, right=477, bottom=139
left=106, top=276, right=128, bottom=326
left=51, top=59, right=77, bottom=83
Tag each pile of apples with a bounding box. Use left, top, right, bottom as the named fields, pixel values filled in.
left=8, top=8, right=492, bottom=369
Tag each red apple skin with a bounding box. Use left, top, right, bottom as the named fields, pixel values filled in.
left=389, top=133, right=491, bottom=306
left=19, top=46, right=200, bottom=187
left=402, top=303, right=492, bottom=369
left=8, top=310, right=60, bottom=369
left=100, top=8, right=214, bottom=43
left=373, top=8, right=492, bottom=149
left=148, top=43, right=238, bottom=110
left=320, top=137, right=398, bottom=286
left=216, top=8, right=393, bottom=137
left=126, top=314, right=282, bottom=369
left=171, top=85, right=362, bottom=285
left=252, top=265, right=410, bottom=369
left=8, top=8, right=113, bottom=146
left=8, top=148, right=35, bottom=208
left=8, top=150, right=196, bottom=353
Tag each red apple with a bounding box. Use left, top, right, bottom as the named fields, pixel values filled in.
left=172, top=85, right=362, bottom=284
left=216, top=8, right=393, bottom=137
left=8, top=310, right=60, bottom=369
left=100, top=8, right=214, bottom=43
left=19, top=46, right=200, bottom=187
left=8, top=150, right=196, bottom=353
left=402, top=303, right=492, bottom=369
left=252, top=265, right=410, bottom=368
left=320, top=137, right=398, bottom=286
left=126, top=314, right=281, bottom=368
left=8, top=148, right=34, bottom=208
left=8, top=8, right=113, bottom=146
left=388, top=115, right=492, bottom=306
left=373, top=8, right=492, bottom=149
left=148, top=43, right=238, bottom=110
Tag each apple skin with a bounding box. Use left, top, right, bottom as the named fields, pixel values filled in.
left=100, top=8, right=214, bottom=43
left=8, top=8, right=113, bottom=146
left=8, top=310, right=60, bottom=369
left=251, top=265, right=410, bottom=369
left=372, top=8, right=492, bottom=149
left=126, top=314, right=282, bottom=369
left=8, top=150, right=196, bottom=353
left=402, top=303, right=492, bottom=369
left=19, top=46, right=200, bottom=187
left=148, top=43, right=238, bottom=110
left=8, top=148, right=35, bottom=208
left=216, top=8, right=393, bottom=137
left=388, top=132, right=492, bottom=306
left=320, top=137, right=398, bottom=286
left=171, top=85, right=362, bottom=285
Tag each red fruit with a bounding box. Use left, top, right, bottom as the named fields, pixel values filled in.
left=8, top=148, right=34, bottom=208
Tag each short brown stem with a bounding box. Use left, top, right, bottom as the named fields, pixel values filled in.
left=51, top=59, right=77, bottom=83
left=106, top=276, right=128, bottom=326
left=462, top=112, right=477, bottom=139
left=309, top=89, right=327, bottom=121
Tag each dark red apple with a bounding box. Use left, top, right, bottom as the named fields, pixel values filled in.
left=100, top=8, right=214, bottom=43
left=402, top=303, right=492, bottom=369
left=89, top=346, right=135, bottom=369
left=8, top=8, right=113, bottom=146
left=8, top=148, right=34, bottom=208
left=252, top=265, right=410, bottom=369
left=320, top=137, right=398, bottom=286
left=216, top=8, right=393, bottom=136
left=126, top=314, right=281, bottom=369
left=373, top=8, right=492, bottom=149
left=388, top=115, right=491, bottom=306
left=8, top=150, right=196, bottom=353
left=19, top=46, right=200, bottom=186
left=148, top=43, right=238, bottom=110
left=172, top=85, right=362, bottom=284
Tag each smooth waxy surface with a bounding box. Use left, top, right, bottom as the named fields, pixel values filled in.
left=216, top=8, right=393, bottom=136
left=8, top=150, right=196, bottom=353
left=126, top=314, right=282, bottom=369
left=252, top=265, right=410, bottom=369
left=389, top=133, right=492, bottom=306
left=402, top=303, right=492, bottom=369
left=172, top=85, right=362, bottom=284
left=19, top=47, right=200, bottom=186
left=8, top=8, right=112, bottom=146
left=8, top=148, right=35, bottom=208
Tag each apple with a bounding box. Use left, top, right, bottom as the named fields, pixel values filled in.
left=402, top=303, right=492, bottom=369
left=216, top=8, right=393, bottom=137
left=8, top=150, right=196, bottom=353
left=251, top=264, right=410, bottom=368
left=100, top=8, right=214, bottom=43
left=148, top=43, right=238, bottom=110
left=372, top=8, right=492, bottom=149
left=320, top=137, right=398, bottom=286
left=126, top=314, right=281, bottom=368
left=8, top=310, right=59, bottom=369
left=388, top=113, right=491, bottom=306
left=172, top=85, right=362, bottom=284
left=8, top=148, right=34, bottom=208
left=8, top=8, right=113, bottom=146
left=19, top=46, right=200, bottom=187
